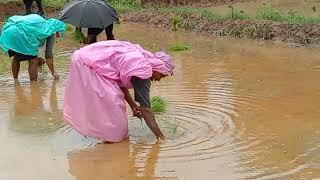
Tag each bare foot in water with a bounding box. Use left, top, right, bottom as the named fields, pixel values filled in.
left=103, top=141, right=114, bottom=144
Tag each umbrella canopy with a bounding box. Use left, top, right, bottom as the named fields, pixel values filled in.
left=59, top=0, right=118, bottom=29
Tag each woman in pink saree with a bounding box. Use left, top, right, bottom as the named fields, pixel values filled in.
left=63, top=40, right=175, bottom=142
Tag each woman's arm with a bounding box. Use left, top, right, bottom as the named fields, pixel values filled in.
left=140, top=107, right=165, bottom=140
left=120, top=87, right=135, bottom=108
left=120, top=87, right=141, bottom=118
left=45, top=35, right=59, bottom=79
left=131, top=76, right=165, bottom=140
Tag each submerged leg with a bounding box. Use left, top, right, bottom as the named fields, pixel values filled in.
left=105, top=24, right=115, bottom=40
left=11, top=56, right=20, bottom=79
left=28, top=58, right=39, bottom=81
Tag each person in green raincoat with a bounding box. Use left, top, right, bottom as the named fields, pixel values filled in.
left=0, top=14, right=66, bottom=81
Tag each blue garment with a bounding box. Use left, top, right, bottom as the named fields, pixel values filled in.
left=0, top=14, right=66, bottom=56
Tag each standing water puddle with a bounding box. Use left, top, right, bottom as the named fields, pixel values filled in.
left=0, top=23, right=320, bottom=179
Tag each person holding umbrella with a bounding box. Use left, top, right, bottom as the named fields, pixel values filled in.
left=63, top=40, right=175, bottom=143
left=23, top=0, right=45, bottom=17
left=59, top=0, right=118, bottom=44
left=87, top=24, right=115, bottom=44
left=0, top=14, right=66, bottom=81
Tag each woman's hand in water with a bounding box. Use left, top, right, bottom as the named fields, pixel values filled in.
left=52, top=73, right=60, bottom=80
left=140, top=107, right=165, bottom=140
left=132, top=105, right=142, bottom=119
left=157, top=136, right=165, bottom=143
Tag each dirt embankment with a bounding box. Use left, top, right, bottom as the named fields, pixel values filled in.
left=140, top=0, right=255, bottom=7
left=122, top=11, right=320, bottom=45
left=0, top=1, right=58, bottom=20
left=1, top=1, right=320, bottom=45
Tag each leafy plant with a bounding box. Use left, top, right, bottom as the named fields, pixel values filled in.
left=151, top=96, right=167, bottom=113
left=74, top=28, right=85, bottom=43
left=169, top=43, right=190, bottom=52
left=171, top=15, right=183, bottom=31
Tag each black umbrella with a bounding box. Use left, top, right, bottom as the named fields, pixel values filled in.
left=59, top=0, right=119, bottom=29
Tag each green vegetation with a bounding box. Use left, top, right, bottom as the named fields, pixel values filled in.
left=0, top=0, right=320, bottom=46
left=227, top=6, right=250, bottom=20
left=257, top=5, right=320, bottom=26
left=1, top=0, right=319, bottom=26
left=0, top=52, right=31, bottom=75
left=0, top=52, right=12, bottom=74
left=169, top=43, right=190, bottom=52
left=158, top=114, right=180, bottom=135
left=226, top=23, right=273, bottom=39
left=151, top=96, right=167, bottom=113
left=200, top=9, right=221, bottom=21
left=0, top=52, right=70, bottom=75
left=171, top=15, right=182, bottom=31
left=0, top=0, right=69, bottom=8
left=166, top=119, right=179, bottom=135
left=66, top=24, right=73, bottom=32
left=42, top=0, right=69, bottom=8
left=74, top=28, right=85, bottom=43
left=172, top=121, right=179, bottom=134
left=106, top=0, right=320, bottom=27
left=108, top=0, right=141, bottom=13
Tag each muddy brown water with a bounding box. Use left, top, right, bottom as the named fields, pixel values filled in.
left=0, top=23, right=320, bottom=180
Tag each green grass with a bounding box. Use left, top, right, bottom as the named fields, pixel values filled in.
left=164, top=5, right=320, bottom=26
left=66, top=24, right=73, bottom=32
left=2, top=0, right=319, bottom=26
left=151, top=96, right=167, bottom=113
left=169, top=43, right=190, bottom=52
left=0, top=52, right=12, bottom=74
left=158, top=114, right=180, bottom=135
left=200, top=9, right=222, bottom=21
left=256, top=5, right=283, bottom=21
left=108, top=0, right=141, bottom=13
left=0, top=52, right=31, bottom=75
left=74, top=28, right=85, bottom=43
left=227, top=6, right=250, bottom=20
left=156, top=7, right=222, bottom=21
left=257, top=5, right=320, bottom=26
left=0, top=42, right=71, bottom=76
left=157, top=6, right=197, bottom=16
left=171, top=15, right=183, bottom=31
left=0, top=0, right=68, bottom=8
left=42, top=0, right=69, bottom=8
left=106, top=0, right=320, bottom=27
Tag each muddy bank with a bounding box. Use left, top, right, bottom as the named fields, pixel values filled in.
left=0, top=0, right=253, bottom=19
left=140, top=0, right=255, bottom=7
left=122, top=11, right=320, bottom=45
left=1, top=1, right=320, bottom=45
left=0, top=1, right=57, bottom=20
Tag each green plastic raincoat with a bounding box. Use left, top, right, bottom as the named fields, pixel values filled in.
left=0, top=14, right=66, bottom=56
